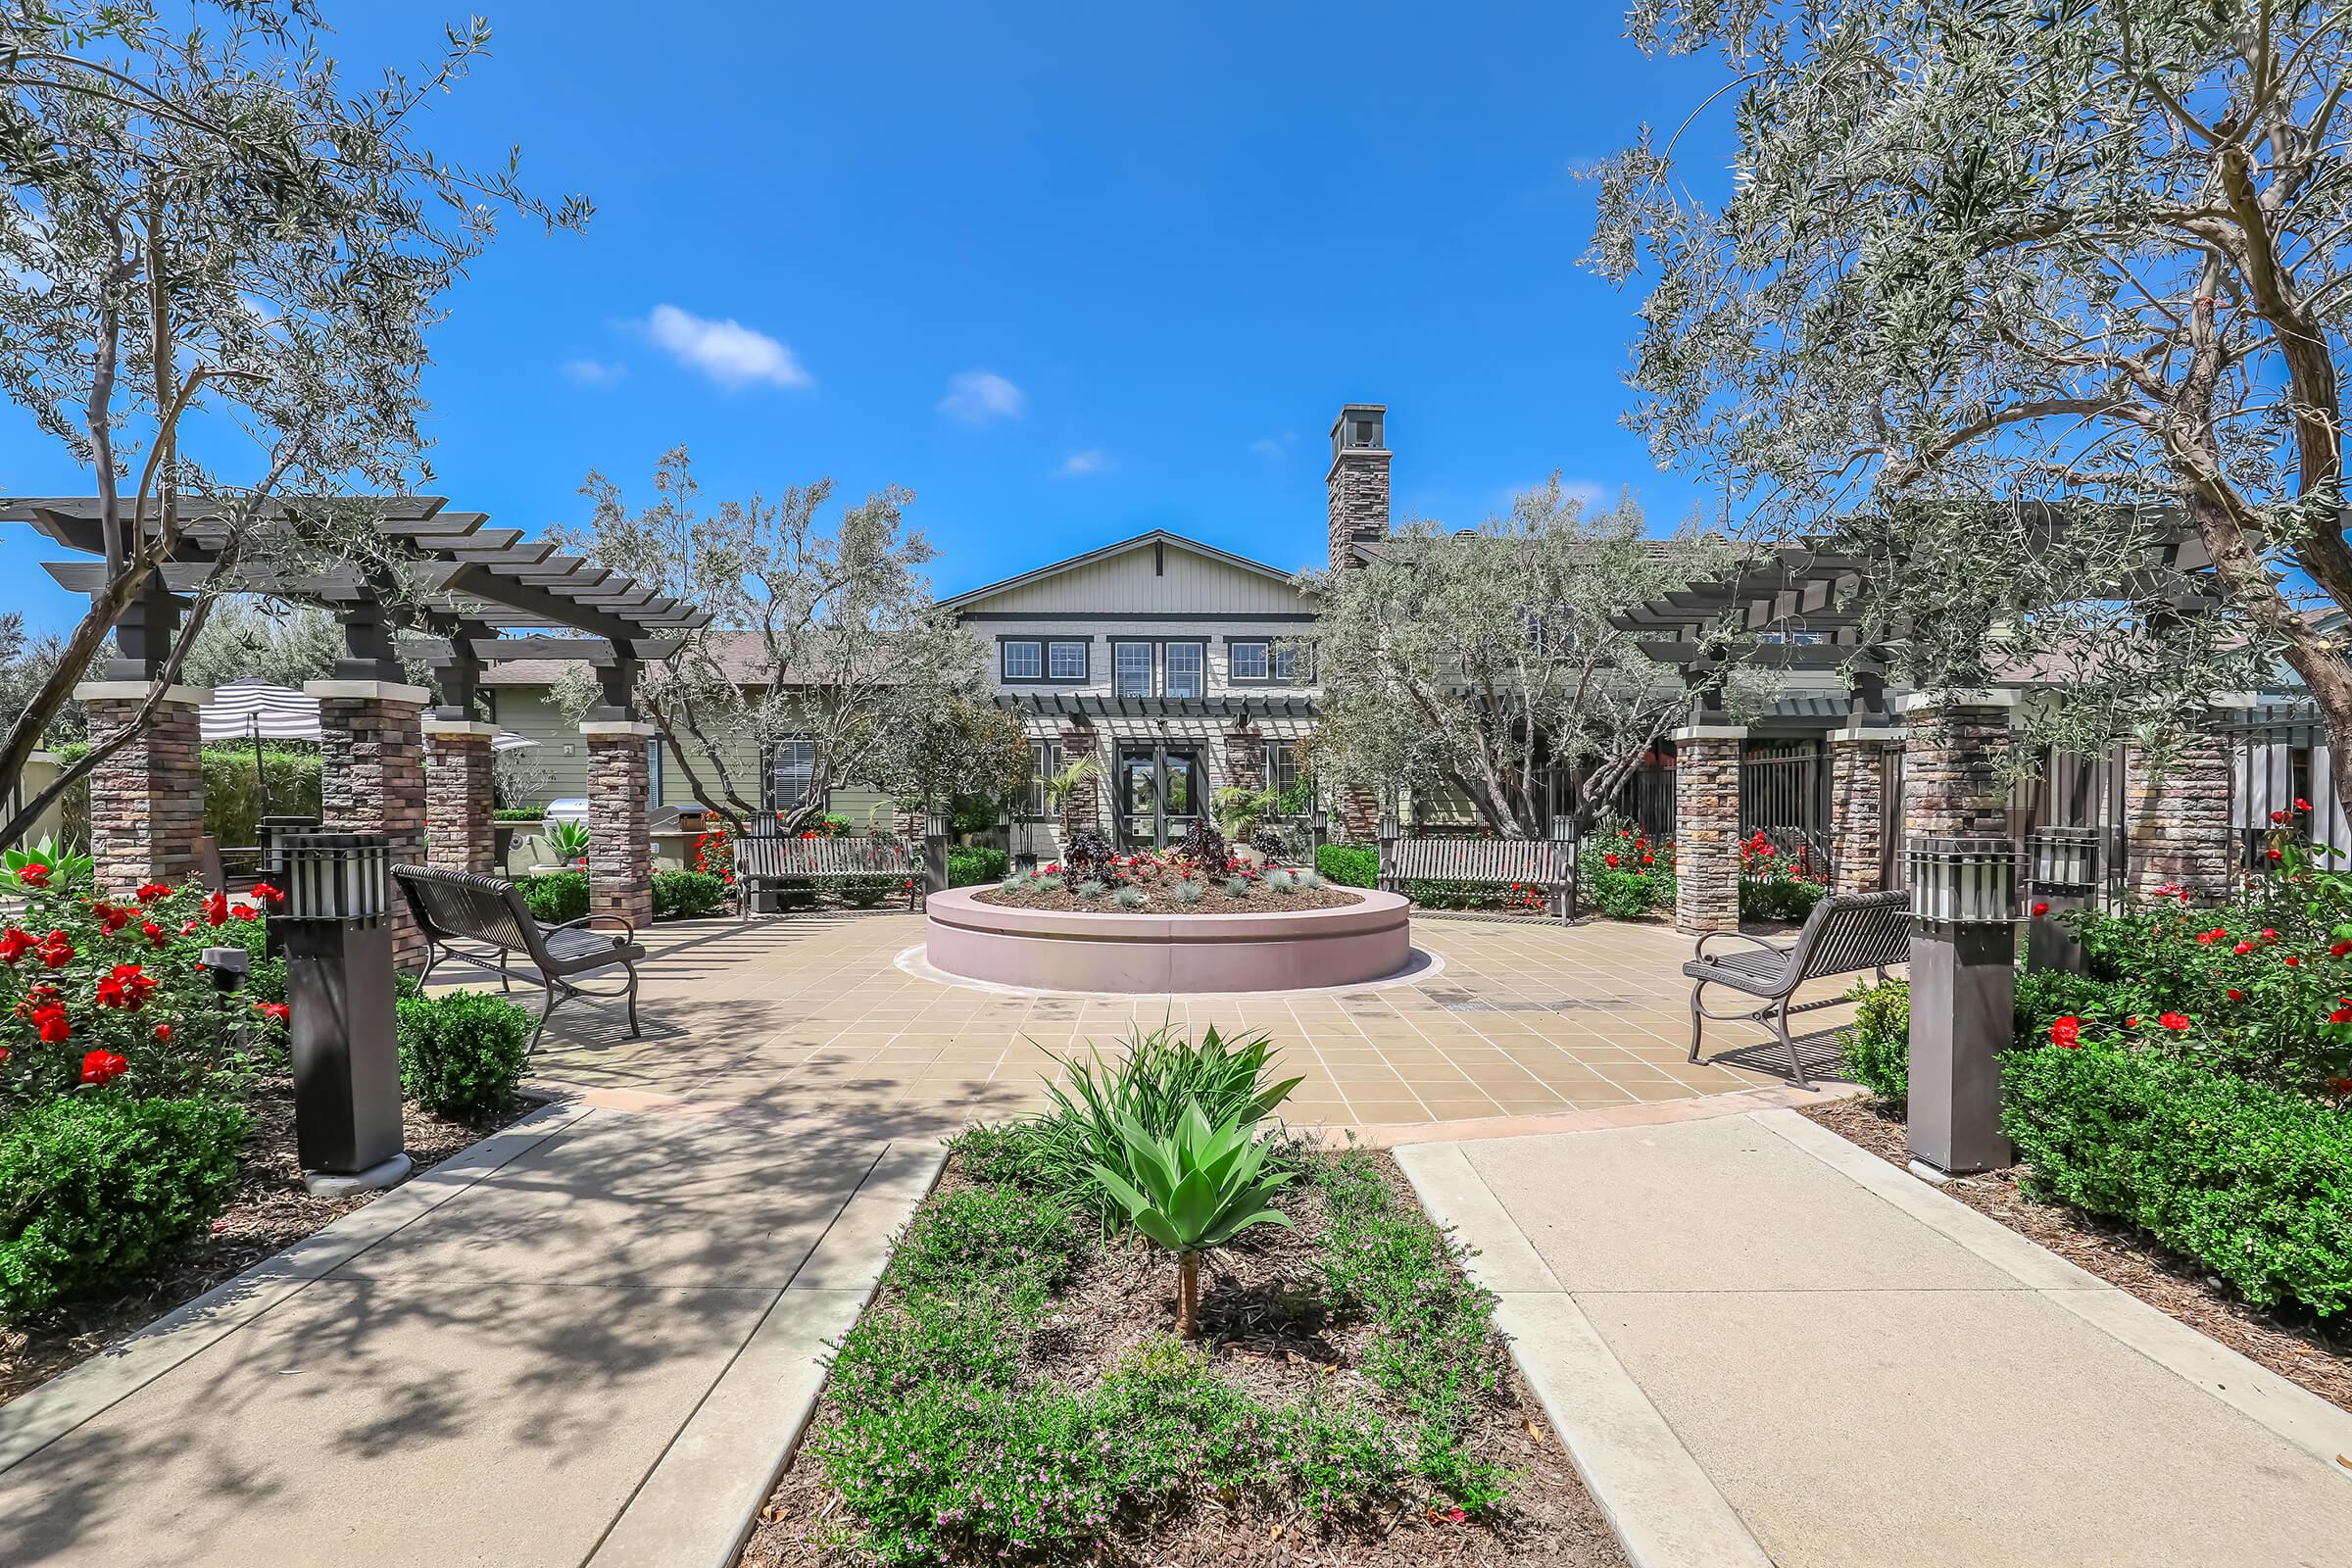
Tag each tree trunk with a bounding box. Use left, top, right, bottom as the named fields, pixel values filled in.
left=1176, top=1250, right=1200, bottom=1338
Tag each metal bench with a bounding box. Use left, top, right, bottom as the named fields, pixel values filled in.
left=1685, top=888, right=1910, bottom=1088
left=1379, top=830, right=1581, bottom=917
left=732, top=830, right=921, bottom=917
left=393, top=864, right=646, bottom=1050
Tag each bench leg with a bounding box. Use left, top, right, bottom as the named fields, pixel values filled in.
left=1775, top=993, right=1812, bottom=1090
left=531, top=978, right=563, bottom=1054
left=499, top=948, right=511, bottom=995
left=624, top=960, right=642, bottom=1038
left=1688, top=982, right=1706, bottom=1064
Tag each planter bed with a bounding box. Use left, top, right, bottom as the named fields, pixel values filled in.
left=1802, top=1099, right=2352, bottom=1415
left=0, top=1077, right=542, bottom=1406
left=737, top=1144, right=1625, bottom=1568
left=978, top=885, right=1361, bottom=915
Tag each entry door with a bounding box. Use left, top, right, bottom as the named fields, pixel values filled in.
left=1160, top=751, right=1204, bottom=846
left=1114, top=747, right=1207, bottom=849
left=1116, top=751, right=1157, bottom=849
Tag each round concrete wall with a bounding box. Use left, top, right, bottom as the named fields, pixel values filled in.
left=923, top=887, right=1413, bottom=993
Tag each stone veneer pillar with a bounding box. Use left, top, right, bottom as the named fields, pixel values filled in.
left=423, top=720, right=500, bottom=875
left=1827, top=723, right=1901, bottom=895
left=1223, top=726, right=1265, bottom=794
left=1898, top=691, right=2017, bottom=841
left=1335, top=784, right=1382, bottom=845
left=1057, top=722, right=1101, bottom=841
left=76, top=682, right=210, bottom=894
left=582, top=722, right=655, bottom=931
left=309, top=680, right=431, bottom=973
left=1672, top=724, right=1745, bottom=934
left=2123, top=696, right=2248, bottom=906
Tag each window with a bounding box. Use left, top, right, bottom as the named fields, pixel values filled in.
left=769, top=739, right=815, bottom=810
left=1002, top=640, right=1043, bottom=680
left=1229, top=641, right=1268, bottom=681
left=1165, top=642, right=1202, bottom=698
left=1114, top=641, right=1153, bottom=697
left=1025, top=739, right=1059, bottom=817
left=1266, top=739, right=1304, bottom=797
left=1047, top=640, right=1088, bottom=681
left=1270, top=642, right=1307, bottom=683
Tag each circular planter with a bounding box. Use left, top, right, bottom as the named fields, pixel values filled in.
left=924, top=886, right=1412, bottom=994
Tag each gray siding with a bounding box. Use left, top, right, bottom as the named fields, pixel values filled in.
left=958, top=539, right=1309, bottom=617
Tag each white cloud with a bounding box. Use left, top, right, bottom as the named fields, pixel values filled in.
left=563, top=358, right=626, bottom=387
left=1249, top=431, right=1298, bottom=460
left=1058, top=449, right=1113, bottom=477
left=644, top=304, right=811, bottom=389
left=938, top=369, right=1026, bottom=423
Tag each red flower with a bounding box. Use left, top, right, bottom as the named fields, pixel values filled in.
left=78, top=1049, right=125, bottom=1086
left=2268, top=848, right=2284, bottom=861
left=2333, top=940, right=2352, bottom=959
left=31, top=1003, right=70, bottom=1044
left=2227, top=988, right=2245, bottom=1002
left=2262, top=928, right=2279, bottom=943
left=2157, top=1011, right=2191, bottom=1032
left=92, top=902, right=130, bottom=935
left=2125, top=1015, right=2138, bottom=1028
left=153, top=1023, right=172, bottom=1043
left=231, top=906, right=259, bottom=922
left=203, top=891, right=228, bottom=928
left=2233, top=941, right=2254, bottom=956
left=2298, top=797, right=2314, bottom=811
left=134, top=881, right=172, bottom=903
left=140, top=920, right=166, bottom=949
left=2272, top=808, right=2289, bottom=823
left=95, top=963, right=156, bottom=1011
left=1641, top=853, right=1654, bottom=864
left=249, top=881, right=284, bottom=906
left=15, top=863, right=49, bottom=889
left=254, top=1002, right=290, bottom=1023
left=2050, top=1015, right=2081, bottom=1048
left=1603, top=854, right=1619, bottom=867
left=2286, top=955, right=2303, bottom=967
left=2033, top=902, right=2051, bottom=918
left=0, top=927, right=31, bottom=965
left=37, top=930, right=73, bottom=969
left=2330, top=1008, right=2352, bottom=1025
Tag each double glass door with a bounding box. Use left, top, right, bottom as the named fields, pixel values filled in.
left=1116, top=746, right=1205, bottom=850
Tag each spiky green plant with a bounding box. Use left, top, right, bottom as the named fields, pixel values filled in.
left=1076, top=878, right=1109, bottom=899
left=1222, top=876, right=1250, bottom=898
left=1114, top=885, right=1148, bottom=909
left=1091, top=1102, right=1295, bottom=1337
left=1171, top=877, right=1206, bottom=906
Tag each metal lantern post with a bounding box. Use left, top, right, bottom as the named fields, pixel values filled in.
left=277, top=830, right=411, bottom=1194
left=2027, top=827, right=2099, bottom=974
left=1904, top=835, right=2018, bottom=1176
left=922, top=804, right=952, bottom=896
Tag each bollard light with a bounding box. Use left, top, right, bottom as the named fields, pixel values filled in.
left=277, top=830, right=409, bottom=1195
left=1904, top=833, right=2018, bottom=1178
left=2026, top=827, right=2098, bottom=975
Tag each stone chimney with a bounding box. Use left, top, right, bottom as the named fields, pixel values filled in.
left=1326, top=403, right=1390, bottom=570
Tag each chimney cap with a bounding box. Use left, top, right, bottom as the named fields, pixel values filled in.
left=1330, top=404, right=1388, bottom=461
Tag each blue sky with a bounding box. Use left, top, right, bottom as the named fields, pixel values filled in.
left=0, top=1, right=1738, bottom=631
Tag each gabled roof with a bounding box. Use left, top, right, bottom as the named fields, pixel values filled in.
left=938, top=528, right=1302, bottom=611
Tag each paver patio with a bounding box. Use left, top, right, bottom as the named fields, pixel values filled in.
left=518, top=910, right=1863, bottom=1132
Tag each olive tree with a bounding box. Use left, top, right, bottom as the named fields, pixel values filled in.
left=1592, top=0, right=2352, bottom=776
left=1306, top=479, right=1735, bottom=837
left=0, top=0, right=586, bottom=847
left=563, top=448, right=990, bottom=833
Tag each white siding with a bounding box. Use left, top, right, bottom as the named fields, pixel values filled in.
left=958, top=539, right=1308, bottom=616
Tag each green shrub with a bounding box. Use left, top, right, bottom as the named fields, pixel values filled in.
left=1740, top=874, right=1825, bottom=923
left=1838, top=978, right=1911, bottom=1107
left=199, top=744, right=321, bottom=849
left=491, top=807, right=545, bottom=822
left=650, top=870, right=727, bottom=920
left=2002, top=1042, right=2352, bottom=1318
left=1589, top=866, right=1666, bottom=919
left=836, top=872, right=909, bottom=908
left=511, top=870, right=589, bottom=925
left=1405, top=877, right=1500, bottom=910
left=1317, top=844, right=1378, bottom=888
left=948, top=846, right=1009, bottom=888
left=0, top=1095, right=247, bottom=1320
left=395, top=989, right=532, bottom=1116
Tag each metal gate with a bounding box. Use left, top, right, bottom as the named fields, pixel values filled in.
left=1740, top=740, right=1833, bottom=881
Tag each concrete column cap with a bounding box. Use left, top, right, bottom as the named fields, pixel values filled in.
left=1671, top=724, right=1748, bottom=741
left=421, top=718, right=501, bottom=739
left=305, top=679, right=432, bottom=705
left=1894, top=688, right=2022, bottom=713
left=73, top=681, right=209, bottom=706
left=579, top=720, right=659, bottom=740
left=1830, top=724, right=1905, bottom=744
left=2209, top=691, right=2260, bottom=710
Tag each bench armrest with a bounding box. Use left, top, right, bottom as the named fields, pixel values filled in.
left=546, top=912, right=638, bottom=943
left=1692, top=929, right=1788, bottom=961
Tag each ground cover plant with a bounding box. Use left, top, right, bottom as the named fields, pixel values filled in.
left=739, top=1029, right=1624, bottom=1566
left=982, top=847, right=1354, bottom=916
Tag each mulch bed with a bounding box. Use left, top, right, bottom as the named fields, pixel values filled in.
left=0, top=1078, right=542, bottom=1406
left=1802, top=1098, right=2352, bottom=1414
left=978, top=885, right=1365, bottom=916
left=739, top=1152, right=1627, bottom=1568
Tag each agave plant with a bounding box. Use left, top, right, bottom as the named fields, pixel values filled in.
left=544, top=818, right=592, bottom=862
left=1091, top=1102, right=1294, bottom=1337
left=3, top=834, right=93, bottom=888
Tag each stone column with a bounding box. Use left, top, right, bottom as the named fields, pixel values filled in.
left=2123, top=697, right=2245, bottom=905
left=1223, top=725, right=1265, bottom=794
left=1898, top=691, right=2017, bottom=840
left=1672, top=724, right=1745, bottom=934
left=582, top=722, right=655, bottom=930
left=75, top=682, right=210, bottom=894
left=309, top=680, right=431, bottom=973
left=423, top=720, right=500, bottom=874
left=1335, top=784, right=1382, bottom=845
left=1057, top=722, right=1101, bottom=840
left=1827, top=724, right=1901, bottom=895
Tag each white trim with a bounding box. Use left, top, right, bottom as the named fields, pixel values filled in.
left=578, top=720, right=659, bottom=739
left=1670, top=724, right=1748, bottom=741
left=1894, top=688, right=2022, bottom=713
left=2210, top=691, right=2260, bottom=710
left=1828, top=724, right=1905, bottom=744
left=303, top=680, right=432, bottom=705
left=73, top=681, right=209, bottom=706
left=420, top=718, right=501, bottom=739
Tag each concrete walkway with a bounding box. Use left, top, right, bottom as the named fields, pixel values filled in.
left=1400, top=1109, right=2352, bottom=1568
left=0, top=1101, right=944, bottom=1568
